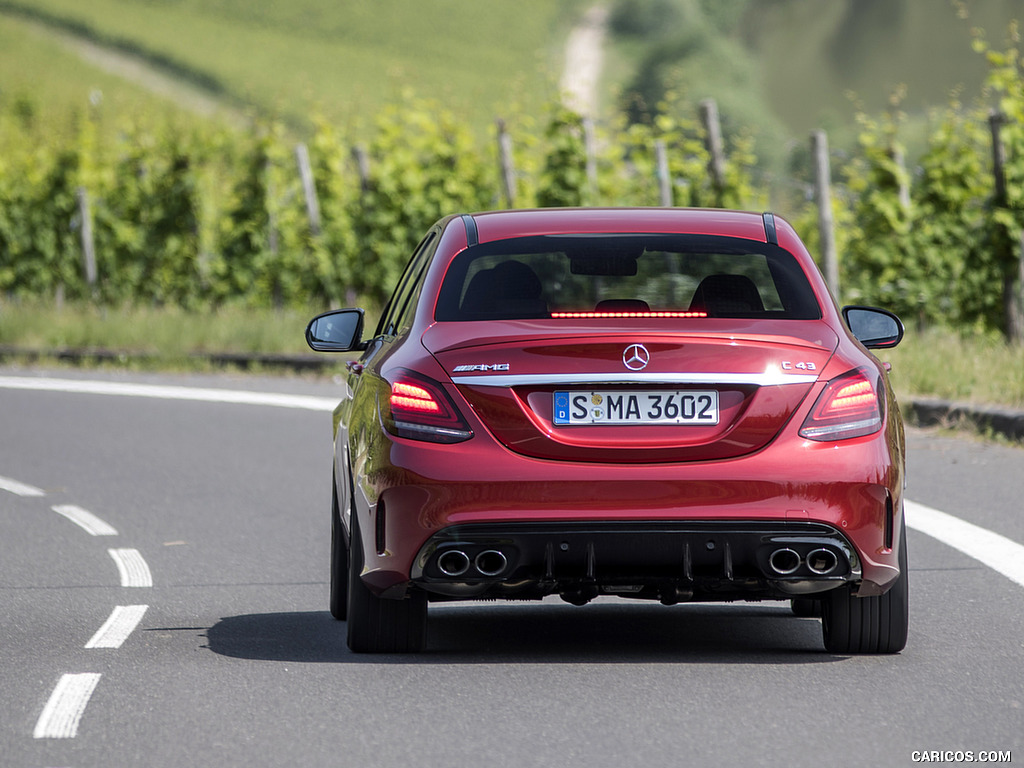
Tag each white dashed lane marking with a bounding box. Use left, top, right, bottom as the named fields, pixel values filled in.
left=85, top=605, right=149, bottom=649
left=33, top=673, right=102, bottom=739
left=52, top=504, right=118, bottom=536
left=108, top=548, right=153, bottom=588
left=0, top=474, right=45, bottom=497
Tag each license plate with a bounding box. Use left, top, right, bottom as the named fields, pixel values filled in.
left=553, top=390, right=719, bottom=426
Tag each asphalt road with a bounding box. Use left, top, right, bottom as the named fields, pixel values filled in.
left=1, top=368, right=1021, bottom=768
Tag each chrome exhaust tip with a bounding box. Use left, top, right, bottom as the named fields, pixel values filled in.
left=805, top=547, right=839, bottom=575
left=768, top=548, right=801, bottom=576
left=437, top=550, right=471, bottom=577
left=474, top=549, right=508, bottom=577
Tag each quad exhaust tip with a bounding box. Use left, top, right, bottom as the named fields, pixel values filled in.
left=805, top=548, right=838, bottom=575
left=767, top=547, right=840, bottom=576
left=436, top=548, right=509, bottom=578
left=437, top=550, right=471, bottom=577
left=768, top=548, right=801, bottom=575
left=474, top=550, right=508, bottom=577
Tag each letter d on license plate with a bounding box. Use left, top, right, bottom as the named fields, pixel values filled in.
left=553, top=390, right=719, bottom=426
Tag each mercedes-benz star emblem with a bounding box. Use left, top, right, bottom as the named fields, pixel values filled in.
left=622, top=343, right=650, bottom=371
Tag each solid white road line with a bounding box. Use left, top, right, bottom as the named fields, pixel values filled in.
left=108, top=548, right=153, bottom=588
left=33, top=673, right=101, bottom=739
left=0, top=474, right=45, bottom=497
left=52, top=504, right=118, bottom=536
left=0, top=376, right=336, bottom=411
left=905, top=500, right=1024, bottom=589
left=85, top=605, right=149, bottom=649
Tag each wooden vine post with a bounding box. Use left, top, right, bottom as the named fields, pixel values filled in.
left=811, top=130, right=839, bottom=303
left=989, top=110, right=1024, bottom=343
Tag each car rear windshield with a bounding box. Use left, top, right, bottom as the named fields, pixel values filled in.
left=434, top=234, right=822, bottom=322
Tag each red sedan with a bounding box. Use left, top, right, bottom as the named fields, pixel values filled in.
left=306, top=208, right=908, bottom=654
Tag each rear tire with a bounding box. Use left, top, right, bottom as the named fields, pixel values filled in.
left=346, top=508, right=427, bottom=653
left=329, top=481, right=348, bottom=621
left=822, top=518, right=909, bottom=654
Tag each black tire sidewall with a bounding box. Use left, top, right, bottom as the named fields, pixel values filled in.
left=329, top=481, right=348, bottom=621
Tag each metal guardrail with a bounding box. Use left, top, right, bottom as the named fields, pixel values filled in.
left=902, top=398, right=1024, bottom=442
left=0, top=345, right=335, bottom=373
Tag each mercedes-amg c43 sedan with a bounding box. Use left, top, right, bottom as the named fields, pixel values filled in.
left=305, top=208, right=908, bottom=655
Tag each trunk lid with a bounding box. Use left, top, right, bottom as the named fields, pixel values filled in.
left=425, top=320, right=837, bottom=463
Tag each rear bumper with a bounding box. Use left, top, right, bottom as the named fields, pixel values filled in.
left=409, top=520, right=861, bottom=603
left=349, top=411, right=904, bottom=600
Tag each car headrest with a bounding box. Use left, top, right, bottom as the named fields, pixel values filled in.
left=690, top=274, right=765, bottom=316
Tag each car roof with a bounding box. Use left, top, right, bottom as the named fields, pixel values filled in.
left=465, top=208, right=772, bottom=244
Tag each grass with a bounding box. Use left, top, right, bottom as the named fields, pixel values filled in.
left=0, top=301, right=361, bottom=371
left=0, top=13, right=202, bottom=142
left=885, top=327, right=1024, bottom=409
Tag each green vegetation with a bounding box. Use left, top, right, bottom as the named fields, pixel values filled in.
left=0, top=88, right=761, bottom=310
left=7, top=20, right=1022, bottom=331
left=6, top=0, right=1024, bottom=419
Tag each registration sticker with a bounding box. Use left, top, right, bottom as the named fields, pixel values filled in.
left=553, top=390, right=719, bottom=426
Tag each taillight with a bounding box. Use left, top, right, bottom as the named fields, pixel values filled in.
left=381, top=369, right=473, bottom=444
left=799, top=367, right=883, bottom=441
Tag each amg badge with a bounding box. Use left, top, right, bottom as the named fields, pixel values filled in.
left=452, top=363, right=511, bottom=372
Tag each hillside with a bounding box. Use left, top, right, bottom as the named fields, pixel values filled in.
left=605, top=0, right=1024, bottom=168
left=7, top=0, right=1024, bottom=158
left=0, top=0, right=587, bottom=135
left=743, top=0, right=1024, bottom=135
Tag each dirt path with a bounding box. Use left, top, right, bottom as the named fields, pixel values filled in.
left=560, top=3, right=608, bottom=118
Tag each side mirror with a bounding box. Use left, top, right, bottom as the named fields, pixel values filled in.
left=305, top=308, right=365, bottom=352
left=842, top=305, right=904, bottom=349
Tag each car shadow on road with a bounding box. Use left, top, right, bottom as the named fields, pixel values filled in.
left=204, top=601, right=842, bottom=664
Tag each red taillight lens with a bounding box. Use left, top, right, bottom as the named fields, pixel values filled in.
left=390, top=382, right=442, bottom=414
left=382, top=370, right=473, bottom=444
left=799, top=367, right=883, bottom=441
